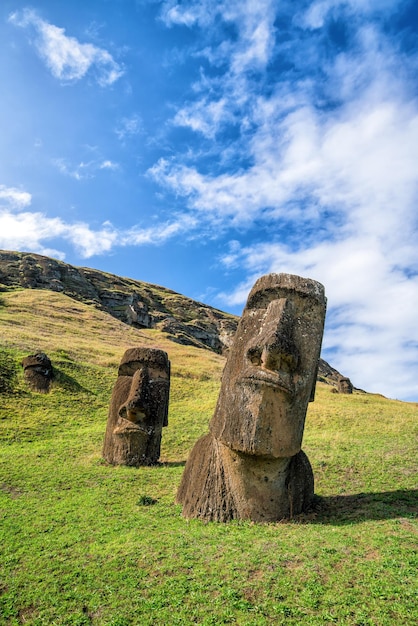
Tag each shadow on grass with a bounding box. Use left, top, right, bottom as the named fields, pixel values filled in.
left=306, top=489, right=418, bottom=525
left=52, top=367, right=91, bottom=393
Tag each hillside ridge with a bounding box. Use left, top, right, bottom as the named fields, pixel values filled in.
left=0, top=249, right=347, bottom=387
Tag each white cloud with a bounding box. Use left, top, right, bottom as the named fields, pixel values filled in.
left=123, top=213, right=198, bottom=246
left=115, top=114, right=143, bottom=141
left=173, top=97, right=232, bottom=138
left=0, top=185, right=195, bottom=259
left=152, top=62, right=418, bottom=233
left=226, top=1, right=277, bottom=73
left=161, top=0, right=276, bottom=69
left=0, top=185, right=32, bottom=209
left=9, top=9, right=124, bottom=86
left=0, top=207, right=118, bottom=258
left=160, top=2, right=200, bottom=28
left=150, top=2, right=418, bottom=401
left=217, top=232, right=418, bottom=401
left=298, top=0, right=404, bottom=30
left=163, top=0, right=277, bottom=137
left=159, top=0, right=216, bottom=28
left=99, top=160, right=119, bottom=171
left=53, top=158, right=119, bottom=179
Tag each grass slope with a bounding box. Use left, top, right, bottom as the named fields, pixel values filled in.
left=0, top=290, right=417, bottom=626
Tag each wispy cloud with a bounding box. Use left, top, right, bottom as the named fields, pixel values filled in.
left=123, top=213, right=198, bottom=246
left=0, top=185, right=32, bottom=209
left=298, top=0, right=404, bottom=30
left=115, top=114, right=143, bottom=141
left=0, top=186, right=119, bottom=257
left=8, top=8, right=124, bottom=86
left=217, top=233, right=418, bottom=401
left=53, top=157, right=119, bottom=179
left=160, top=0, right=278, bottom=138
left=0, top=185, right=194, bottom=259
left=160, top=0, right=276, bottom=72
left=98, top=160, right=119, bottom=171
left=150, top=0, right=418, bottom=400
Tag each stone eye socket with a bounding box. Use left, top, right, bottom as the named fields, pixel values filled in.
left=247, top=347, right=262, bottom=366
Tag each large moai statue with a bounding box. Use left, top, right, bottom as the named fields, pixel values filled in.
left=22, top=352, right=53, bottom=393
left=177, top=273, right=326, bottom=522
left=103, top=347, right=170, bottom=466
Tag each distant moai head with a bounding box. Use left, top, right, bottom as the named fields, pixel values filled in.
left=210, top=273, right=326, bottom=458
left=102, top=347, right=170, bottom=466
left=337, top=376, right=353, bottom=394
left=21, top=352, right=53, bottom=393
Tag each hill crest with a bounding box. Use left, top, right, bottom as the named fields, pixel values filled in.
left=0, top=249, right=347, bottom=388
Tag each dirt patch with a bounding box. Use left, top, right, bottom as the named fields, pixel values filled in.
left=0, top=482, right=22, bottom=498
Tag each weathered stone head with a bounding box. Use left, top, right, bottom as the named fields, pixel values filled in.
left=22, top=352, right=53, bottom=393
left=337, top=376, right=353, bottom=394
left=177, top=273, right=326, bottom=522
left=102, top=347, right=170, bottom=466
left=210, top=273, right=326, bottom=458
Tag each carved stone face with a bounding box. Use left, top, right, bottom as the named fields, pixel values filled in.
left=210, top=274, right=326, bottom=458
left=103, top=348, right=170, bottom=466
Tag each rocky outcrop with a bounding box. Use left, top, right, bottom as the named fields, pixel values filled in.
left=0, top=250, right=237, bottom=354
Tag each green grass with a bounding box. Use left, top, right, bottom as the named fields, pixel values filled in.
left=0, top=290, right=417, bottom=625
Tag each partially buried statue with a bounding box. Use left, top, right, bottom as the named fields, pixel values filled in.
left=22, top=352, right=53, bottom=393
left=177, top=273, right=326, bottom=522
left=103, top=347, right=170, bottom=466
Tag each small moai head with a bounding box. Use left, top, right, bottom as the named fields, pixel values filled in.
left=210, top=273, right=326, bottom=458
left=102, top=347, right=170, bottom=466
left=21, top=352, right=53, bottom=393
left=337, top=376, right=353, bottom=394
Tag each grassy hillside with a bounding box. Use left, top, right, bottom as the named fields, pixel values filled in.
left=0, top=290, right=417, bottom=625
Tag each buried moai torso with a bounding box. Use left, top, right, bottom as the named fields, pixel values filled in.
left=103, top=348, right=170, bottom=466
left=177, top=273, right=326, bottom=521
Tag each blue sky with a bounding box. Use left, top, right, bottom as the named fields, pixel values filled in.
left=1, top=0, right=417, bottom=401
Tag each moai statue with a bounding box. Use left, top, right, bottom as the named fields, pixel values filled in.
left=103, top=347, right=170, bottom=466
left=177, top=273, right=326, bottom=522
left=337, top=376, right=353, bottom=394
left=22, top=352, right=53, bottom=392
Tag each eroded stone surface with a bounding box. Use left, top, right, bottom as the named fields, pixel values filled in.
left=102, top=347, right=170, bottom=466
left=177, top=273, right=326, bottom=521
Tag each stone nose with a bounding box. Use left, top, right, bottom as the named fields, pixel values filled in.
left=119, top=367, right=149, bottom=422
left=247, top=298, right=299, bottom=373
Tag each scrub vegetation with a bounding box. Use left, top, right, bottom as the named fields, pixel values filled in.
left=0, top=290, right=417, bottom=625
